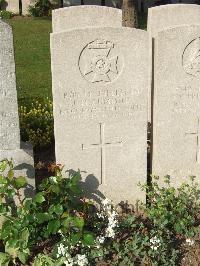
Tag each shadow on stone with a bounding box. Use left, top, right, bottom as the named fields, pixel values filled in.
left=67, top=169, right=105, bottom=205
left=14, top=162, right=35, bottom=179
left=14, top=162, right=35, bottom=197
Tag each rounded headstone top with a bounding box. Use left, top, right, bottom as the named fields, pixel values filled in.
left=52, top=5, right=122, bottom=33
left=147, top=4, right=200, bottom=37
left=149, top=3, right=200, bottom=11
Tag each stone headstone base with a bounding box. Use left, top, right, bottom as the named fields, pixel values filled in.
left=0, top=142, right=35, bottom=198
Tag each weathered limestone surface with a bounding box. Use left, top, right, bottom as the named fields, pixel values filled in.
left=0, top=21, right=20, bottom=150
left=152, top=25, right=200, bottom=185
left=148, top=4, right=200, bottom=37
left=0, top=21, right=35, bottom=194
left=51, top=27, right=149, bottom=204
left=52, top=6, right=122, bottom=32
left=0, top=142, right=35, bottom=198
left=147, top=4, right=200, bottom=121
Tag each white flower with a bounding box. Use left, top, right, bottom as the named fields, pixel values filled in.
left=102, top=198, right=111, bottom=206
left=97, top=236, right=105, bottom=244
left=49, top=176, right=57, bottom=184
left=100, top=198, right=118, bottom=239
left=105, top=227, right=116, bottom=238
left=150, top=236, right=161, bottom=244
left=57, top=243, right=70, bottom=258
left=97, top=212, right=104, bottom=219
left=150, top=236, right=161, bottom=250
left=75, top=254, right=88, bottom=266
left=186, top=238, right=195, bottom=246
left=64, top=257, right=74, bottom=266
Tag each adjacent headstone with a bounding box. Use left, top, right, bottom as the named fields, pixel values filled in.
left=3, top=0, right=20, bottom=14
left=0, top=21, right=35, bottom=196
left=152, top=25, right=200, bottom=185
left=147, top=4, right=200, bottom=121
left=51, top=27, right=149, bottom=204
left=147, top=4, right=200, bottom=37
left=22, top=0, right=37, bottom=15
left=52, top=6, right=122, bottom=32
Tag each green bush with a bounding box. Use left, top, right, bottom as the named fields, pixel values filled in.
left=28, top=0, right=53, bottom=17
left=19, top=98, right=54, bottom=147
left=0, top=159, right=199, bottom=265
left=140, top=175, right=200, bottom=237
left=0, top=160, right=99, bottom=265
left=0, top=10, right=13, bottom=19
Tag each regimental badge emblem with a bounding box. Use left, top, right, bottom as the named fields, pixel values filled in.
left=182, top=37, right=200, bottom=78
left=78, top=39, right=123, bottom=83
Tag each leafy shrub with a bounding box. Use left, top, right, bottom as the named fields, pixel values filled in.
left=0, top=10, right=13, bottom=19
left=19, top=97, right=54, bottom=147
left=29, top=0, right=53, bottom=17
left=0, top=159, right=199, bottom=265
left=140, top=175, right=200, bottom=237
left=0, top=160, right=97, bottom=265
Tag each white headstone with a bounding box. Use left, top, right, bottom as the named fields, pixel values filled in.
left=4, top=0, right=20, bottom=14
left=148, top=4, right=200, bottom=37
left=52, top=6, right=122, bottom=32
left=147, top=4, right=200, bottom=121
left=0, top=22, right=20, bottom=150
left=22, top=0, right=37, bottom=15
left=152, top=25, right=200, bottom=185
left=0, top=21, right=35, bottom=195
left=51, top=27, right=149, bottom=204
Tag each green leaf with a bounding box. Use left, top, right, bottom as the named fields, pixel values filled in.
left=70, top=232, right=81, bottom=245
left=47, top=220, right=60, bottom=235
left=70, top=171, right=81, bottom=185
left=61, top=217, right=72, bottom=229
left=0, top=160, right=8, bottom=172
left=74, top=217, right=84, bottom=229
left=82, top=232, right=95, bottom=246
left=34, top=254, right=54, bottom=266
left=49, top=204, right=63, bottom=215
left=7, top=170, right=14, bottom=180
left=5, top=240, right=19, bottom=259
left=51, top=184, right=60, bottom=194
left=21, top=228, right=29, bottom=245
left=17, top=248, right=30, bottom=264
left=34, top=192, right=45, bottom=204
left=1, top=220, right=13, bottom=239
left=0, top=175, right=7, bottom=185
left=14, top=176, right=27, bottom=189
left=0, top=252, right=10, bottom=266
left=6, top=189, right=15, bottom=198
left=54, top=204, right=63, bottom=215
left=70, top=184, right=82, bottom=194
left=36, top=213, right=52, bottom=224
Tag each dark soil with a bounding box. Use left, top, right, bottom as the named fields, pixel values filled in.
left=34, top=142, right=56, bottom=188
left=180, top=235, right=200, bottom=266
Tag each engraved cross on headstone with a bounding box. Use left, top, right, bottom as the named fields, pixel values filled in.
left=185, top=117, right=200, bottom=164
left=82, top=123, right=123, bottom=184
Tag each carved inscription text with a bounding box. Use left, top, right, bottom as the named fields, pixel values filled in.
left=59, top=88, right=143, bottom=120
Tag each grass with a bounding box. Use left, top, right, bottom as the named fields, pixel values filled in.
left=7, top=17, right=52, bottom=104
